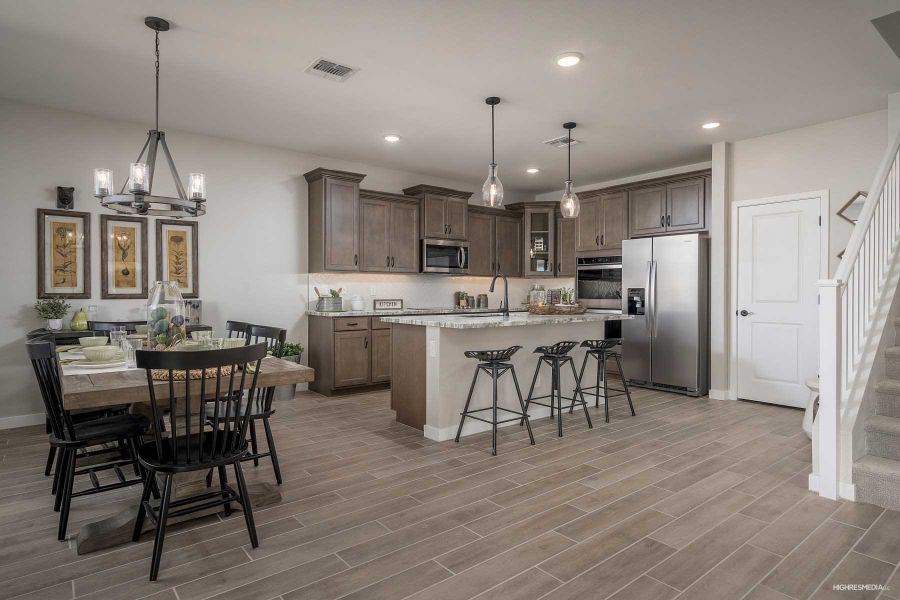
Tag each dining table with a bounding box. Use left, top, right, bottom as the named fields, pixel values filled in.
left=60, top=350, right=315, bottom=554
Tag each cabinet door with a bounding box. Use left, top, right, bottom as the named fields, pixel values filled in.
left=324, top=178, right=360, bottom=270
left=389, top=201, right=419, bottom=273
left=359, top=198, right=391, bottom=272
left=666, top=178, right=705, bottom=232
left=422, top=194, right=446, bottom=238
left=467, top=211, right=495, bottom=276
left=333, top=330, right=370, bottom=388
left=524, top=208, right=555, bottom=277
left=556, top=216, right=577, bottom=277
left=495, top=214, right=522, bottom=277
left=576, top=197, right=602, bottom=252
left=370, top=328, right=392, bottom=383
left=601, top=192, right=627, bottom=249
left=445, top=197, right=468, bottom=240
left=629, top=185, right=667, bottom=237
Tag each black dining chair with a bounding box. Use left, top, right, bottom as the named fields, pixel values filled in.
left=26, top=338, right=150, bottom=541
left=225, top=320, right=252, bottom=340
left=132, top=342, right=267, bottom=580
left=206, top=325, right=286, bottom=485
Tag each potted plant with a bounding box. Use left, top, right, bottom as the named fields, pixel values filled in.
left=274, top=342, right=304, bottom=401
left=34, top=298, right=71, bottom=331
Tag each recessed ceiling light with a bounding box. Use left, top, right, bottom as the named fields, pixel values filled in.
left=383, top=134, right=401, bottom=142
left=556, top=52, right=583, bottom=67
left=702, top=122, right=721, bottom=129
left=526, top=168, right=540, bottom=174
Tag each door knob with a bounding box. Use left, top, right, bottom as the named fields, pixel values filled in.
left=739, top=309, right=754, bottom=317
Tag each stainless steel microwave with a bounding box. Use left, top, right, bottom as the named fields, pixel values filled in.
left=576, top=255, right=623, bottom=309
left=421, top=238, right=469, bottom=274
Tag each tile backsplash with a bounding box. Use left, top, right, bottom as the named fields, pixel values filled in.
left=308, top=273, right=575, bottom=312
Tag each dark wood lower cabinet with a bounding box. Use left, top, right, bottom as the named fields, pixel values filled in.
left=370, top=327, right=392, bottom=383
left=333, top=330, right=370, bottom=388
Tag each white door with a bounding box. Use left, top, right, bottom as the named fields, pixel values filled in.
left=736, top=198, right=821, bottom=407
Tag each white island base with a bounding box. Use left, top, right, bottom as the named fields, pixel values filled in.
left=380, top=312, right=631, bottom=441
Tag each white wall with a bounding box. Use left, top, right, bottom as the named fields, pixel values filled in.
left=0, top=99, right=543, bottom=424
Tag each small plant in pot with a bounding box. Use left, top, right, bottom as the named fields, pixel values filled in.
left=273, top=342, right=305, bottom=401
left=34, top=298, right=71, bottom=331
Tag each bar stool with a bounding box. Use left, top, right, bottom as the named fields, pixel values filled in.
left=574, top=338, right=635, bottom=423
left=522, top=341, right=593, bottom=437
left=455, top=346, right=535, bottom=455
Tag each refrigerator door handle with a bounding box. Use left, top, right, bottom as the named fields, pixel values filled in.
left=644, top=260, right=653, bottom=337
left=649, top=260, right=659, bottom=338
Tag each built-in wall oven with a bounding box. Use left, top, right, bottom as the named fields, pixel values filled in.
left=576, top=255, right=623, bottom=310
left=421, top=238, right=469, bottom=274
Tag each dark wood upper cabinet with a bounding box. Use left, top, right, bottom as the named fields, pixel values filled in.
left=629, top=185, right=668, bottom=237
left=505, top=203, right=556, bottom=278
left=370, top=328, right=391, bottom=383
left=332, top=330, right=370, bottom=388
left=666, top=178, right=705, bottom=232
left=600, top=192, right=627, bottom=249
left=358, top=190, right=420, bottom=274
left=359, top=197, right=391, bottom=272
left=467, top=209, right=495, bottom=277
left=556, top=215, right=577, bottom=277
left=576, top=196, right=602, bottom=252
left=403, top=184, right=473, bottom=240
left=305, top=168, right=366, bottom=272
left=495, top=213, right=522, bottom=278
left=389, top=200, right=420, bottom=273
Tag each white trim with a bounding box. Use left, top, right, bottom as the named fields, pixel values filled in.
left=840, top=481, right=856, bottom=501
left=0, top=412, right=45, bottom=430
left=708, top=388, right=734, bottom=400
left=728, top=190, right=830, bottom=401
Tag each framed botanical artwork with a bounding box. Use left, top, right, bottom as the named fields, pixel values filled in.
left=37, top=209, right=91, bottom=299
left=156, top=219, right=199, bottom=298
left=100, top=215, right=148, bottom=299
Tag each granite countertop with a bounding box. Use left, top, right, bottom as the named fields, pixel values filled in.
left=307, top=307, right=527, bottom=318
left=379, top=312, right=632, bottom=329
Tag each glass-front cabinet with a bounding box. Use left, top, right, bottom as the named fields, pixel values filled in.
left=523, top=205, right=556, bottom=278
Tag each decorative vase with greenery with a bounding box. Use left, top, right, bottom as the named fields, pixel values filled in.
left=34, top=298, right=71, bottom=331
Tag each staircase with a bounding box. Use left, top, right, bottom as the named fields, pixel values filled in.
left=853, top=319, right=900, bottom=510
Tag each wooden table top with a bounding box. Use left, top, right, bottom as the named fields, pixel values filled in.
left=63, top=357, right=315, bottom=410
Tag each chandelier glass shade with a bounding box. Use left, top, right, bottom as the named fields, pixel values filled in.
left=481, top=97, right=504, bottom=207
left=559, top=122, right=580, bottom=219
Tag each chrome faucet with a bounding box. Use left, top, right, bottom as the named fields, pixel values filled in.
left=490, top=273, right=510, bottom=319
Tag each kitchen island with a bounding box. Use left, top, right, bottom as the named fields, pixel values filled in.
left=380, top=312, right=631, bottom=440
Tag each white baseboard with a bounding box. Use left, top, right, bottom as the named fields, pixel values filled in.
left=807, top=474, right=856, bottom=501
left=424, top=406, right=554, bottom=442
left=708, top=388, right=734, bottom=400
left=808, top=473, right=819, bottom=492
left=0, top=413, right=45, bottom=430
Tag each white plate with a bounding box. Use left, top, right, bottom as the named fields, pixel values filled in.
left=70, top=358, right=126, bottom=368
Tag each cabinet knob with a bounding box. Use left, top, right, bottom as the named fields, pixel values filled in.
left=596, top=235, right=599, bottom=246
left=391, top=256, right=395, bottom=267
left=386, top=255, right=390, bottom=267
left=364, top=337, right=368, bottom=348
left=354, top=254, right=358, bottom=266
left=666, top=214, right=671, bottom=226
left=660, top=215, right=665, bottom=227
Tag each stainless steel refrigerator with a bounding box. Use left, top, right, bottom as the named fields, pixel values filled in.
left=621, top=233, right=709, bottom=396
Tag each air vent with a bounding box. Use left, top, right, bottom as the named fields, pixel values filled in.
left=543, top=135, right=582, bottom=149
left=305, top=58, right=358, bottom=82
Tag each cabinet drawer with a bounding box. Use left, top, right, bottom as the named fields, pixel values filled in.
left=333, top=317, right=369, bottom=332
left=371, top=317, right=393, bottom=330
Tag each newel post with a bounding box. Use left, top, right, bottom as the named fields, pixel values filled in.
left=817, top=279, right=842, bottom=499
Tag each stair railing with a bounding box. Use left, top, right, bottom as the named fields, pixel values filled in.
left=818, top=128, right=900, bottom=499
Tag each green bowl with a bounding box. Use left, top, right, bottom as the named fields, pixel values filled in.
left=78, top=336, right=108, bottom=347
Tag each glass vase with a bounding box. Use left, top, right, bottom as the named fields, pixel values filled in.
left=146, top=280, right=187, bottom=350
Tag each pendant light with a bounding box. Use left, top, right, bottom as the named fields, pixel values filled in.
left=481, top=96, right=504, bottom=207
left=560, top=122, right=580, bottom=219
left=94, top=17, right=206, bottom=217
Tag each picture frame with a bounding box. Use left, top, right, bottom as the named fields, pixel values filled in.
left=37, top=209, right=91, bottom=299
left=101, top=214, right=148, bottom=299
left=156, top=219, right=199, bottom=298
left=837, top=191, right=867, bottom=224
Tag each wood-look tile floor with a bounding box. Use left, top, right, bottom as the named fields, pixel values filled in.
left=2, top=385, right=900, bottom=600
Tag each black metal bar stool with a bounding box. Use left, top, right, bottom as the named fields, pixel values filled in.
left=455, top=346, right=535, bottom=455
left=522, top=341, right=592, bottom=437
left=574, top=338, right=635, bottom=423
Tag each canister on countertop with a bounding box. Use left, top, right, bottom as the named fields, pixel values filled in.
left=477, top=294, right=488, bottom=308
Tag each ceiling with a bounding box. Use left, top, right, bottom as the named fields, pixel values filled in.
left=2, top=0, right=900, bottom=195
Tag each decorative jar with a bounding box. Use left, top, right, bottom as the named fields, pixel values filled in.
left=146, top=281, right=187, bottom=350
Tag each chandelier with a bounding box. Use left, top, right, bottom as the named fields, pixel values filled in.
left=94, top=17, right=206, bottom=217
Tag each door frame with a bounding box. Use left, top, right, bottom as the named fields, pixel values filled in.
left=727, top=190, right=829, bottom=401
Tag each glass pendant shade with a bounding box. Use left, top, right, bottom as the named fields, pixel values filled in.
left=130, top=162, right=150, bottom=193
left=482, top=163, right=504, bottom=207
left=189, top=173, right=206, bottom=200
left=93, top=168, right=113, bottom=198
left=560, top=180, right=580, bottom=219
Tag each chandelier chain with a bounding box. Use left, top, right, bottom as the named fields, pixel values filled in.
left=491, top=103, right=495, bottom=164
left=567, top=128, right=571, bottom=180
left=154, top=30, right=160, bottom=131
